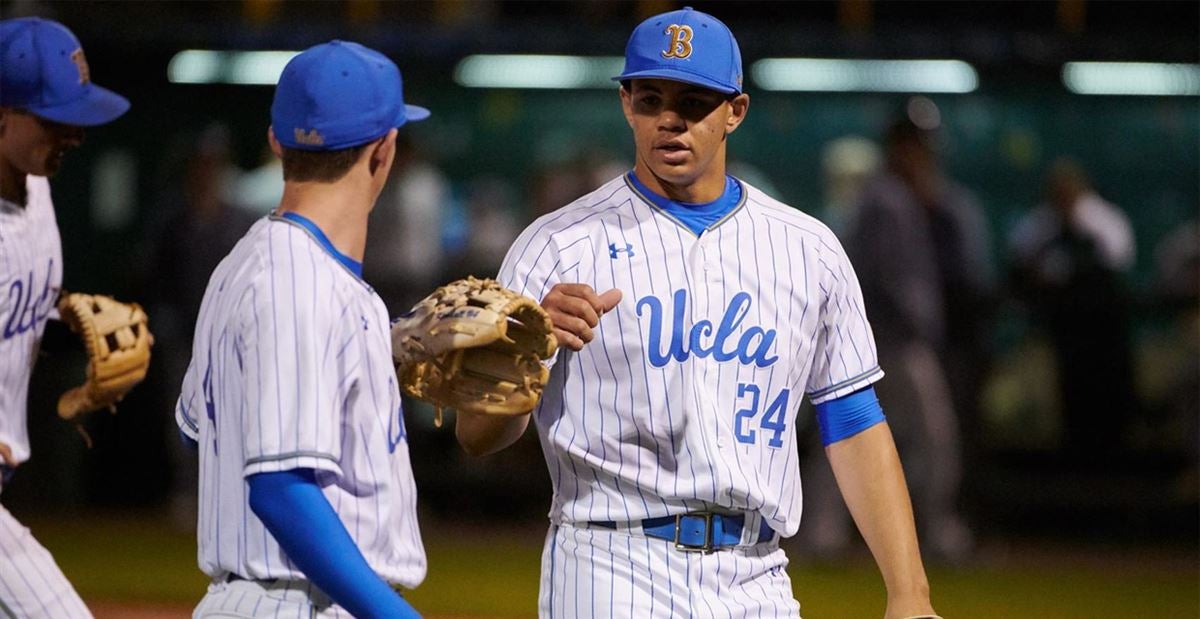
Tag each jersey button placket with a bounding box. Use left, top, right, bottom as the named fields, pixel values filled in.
left=698, top=238, right=720, bottom=283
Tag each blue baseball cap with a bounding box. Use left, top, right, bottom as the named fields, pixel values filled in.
left=0, top=17, right=130, bottom=126
left=271, top=40, right=430, bottom=152
left=613, top=6, right=743, bottom=95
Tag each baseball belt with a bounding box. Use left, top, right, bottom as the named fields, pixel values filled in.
left=590, top=511, right=775, bottom=552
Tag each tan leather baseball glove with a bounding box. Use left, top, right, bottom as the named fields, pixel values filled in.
left=391, top=277, right=557, bottom=427
left=56, top=292, right=153, bottom=422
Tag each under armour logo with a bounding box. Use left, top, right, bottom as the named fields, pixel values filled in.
left=609, top=243, right=635, bottom=259
left=293, top=128, right=325, bottom=146
left=661, top=24, right=694, bottom=59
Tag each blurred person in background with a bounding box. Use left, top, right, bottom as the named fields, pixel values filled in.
left=820, top=135, right=882, bottom=236
left=1150, top=218, right=1199, bottom=496
left=1009, top=158, right=1138, bottom=465
left=845, top=100, right=994, bottom=562
left=141, top=123, right=256, bottom=527
left=365, top=132, right=451, bottom=311
left=0, top=16, right=131, bottom=617
left=230, top=144, right=284, bottom=216
left=795, top=134, right=883, bottom=559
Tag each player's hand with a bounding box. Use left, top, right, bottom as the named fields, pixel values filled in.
left=0, top=441, right=15, bottom=491
left=884, top=594, right=939, bottom=619
left=541, top=283, right=622, bottom=351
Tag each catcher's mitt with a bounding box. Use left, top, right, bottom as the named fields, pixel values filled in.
left=391, top=277, right=557, bottom=427
left=56, top=292, right=153, bottom=423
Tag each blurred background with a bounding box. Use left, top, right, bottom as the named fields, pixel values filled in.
left=0, top=0, right=1196, bottom=617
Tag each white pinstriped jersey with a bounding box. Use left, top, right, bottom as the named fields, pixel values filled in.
left=499, top=175, right=882, bottom=538
left=0, top=176, right=63, bottom=466
left=0, top=176, right=91, bottom=619
left=176, top=215, right=426, bottom=589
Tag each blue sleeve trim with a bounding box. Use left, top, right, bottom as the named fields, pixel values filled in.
left=247, top=470, right=420, bottom=619
left=815, top=386, right=886, bottom=446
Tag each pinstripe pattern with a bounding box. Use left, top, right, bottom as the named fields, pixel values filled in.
left=539, top=524, right=800, bottom=618
left=194, top=578, right=360, bottom=619
left=0, top=177, right=89, bottom=618
left=0, top=505, right=91, bottom=618
left=176, top=215, right=426, bottom=600
left=501, top=175, right=880, bottom=615
left=0, top=177, right=62, bottom=467
left=498, top=176, right=881, bottom=537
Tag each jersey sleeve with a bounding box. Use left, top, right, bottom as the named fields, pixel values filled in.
left=240, top=237, right=352, bottom=478
left=497, top=217, right=565, bottom=302
left=175, top=356, right=201, bottom=441
left=805, top=236, right=884, bottom=405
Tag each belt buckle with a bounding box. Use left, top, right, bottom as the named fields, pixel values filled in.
left=673, top=512, right=714, bottom=553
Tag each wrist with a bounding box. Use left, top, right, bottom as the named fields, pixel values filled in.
left=884, top=588, right=935, bottom=619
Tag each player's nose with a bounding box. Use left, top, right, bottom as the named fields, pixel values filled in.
left=656, top=109, right=687, bottom=132
left=59, top=126, right=84, bottom=148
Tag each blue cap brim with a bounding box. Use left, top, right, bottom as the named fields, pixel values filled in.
left=29, top=84, right=130, bottom=127
left=404, top=104, right=430, bottom=123
left=613, top=69, right=738, bottom=95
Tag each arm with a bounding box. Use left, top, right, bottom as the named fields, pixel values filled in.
left=456, top=411, right=530, bottom=457
left=247, top=469, right=420, bottom=619
left=826, top=423, right=937, bottom=619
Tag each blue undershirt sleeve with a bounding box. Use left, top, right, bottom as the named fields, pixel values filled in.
left=246, top=469, right=420, bottom=619
left=815, top=386, right=886, bottom=446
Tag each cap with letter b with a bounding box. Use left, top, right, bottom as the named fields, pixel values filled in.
left=0, top=17, right=130, bottom=126
left=613, top=6, right=743, bottom=95
left=271, top=40, right=430, bottom=151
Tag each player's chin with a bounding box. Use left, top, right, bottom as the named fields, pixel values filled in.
left=648, top=158, right=697, bottom=183
left=38, top=155, right=64, bottom=177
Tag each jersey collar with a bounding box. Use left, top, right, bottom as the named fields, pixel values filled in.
left=623, top=171, right=747, bottom=237
left=272, top=211, right=364, bottom=278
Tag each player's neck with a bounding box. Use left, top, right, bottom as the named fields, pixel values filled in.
left=276, top=181, right=371, bottom=262
left=632, top=160, right=728, bottom=204
left=0, top=161, right=28, bottom=206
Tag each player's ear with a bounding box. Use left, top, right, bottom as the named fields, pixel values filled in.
left=368, top=128, right=398, bottom=178
left=725, top=93, right=750, bottom=135
left=267, top=127, right=283, bottom=159
left=619, top=86, right=635, bottom=129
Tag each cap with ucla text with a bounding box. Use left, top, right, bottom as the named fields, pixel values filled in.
left=0, top=17, right=130, bottom=126
left=613, top=6, right=743, bottom=95
left=272, top=40, right=430, bottom=151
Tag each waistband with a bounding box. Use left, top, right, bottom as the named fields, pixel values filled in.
left=212, top=575, right=336, bottom=614
left=588, top=511, right=776, bottom=552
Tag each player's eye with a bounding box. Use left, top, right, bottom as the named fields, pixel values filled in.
left=636, top=95, right=661, bottom=108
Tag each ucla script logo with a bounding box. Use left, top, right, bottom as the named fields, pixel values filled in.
left=637, top=289, right=779, bottom=369
left=3, top=259, right=56, bottom=341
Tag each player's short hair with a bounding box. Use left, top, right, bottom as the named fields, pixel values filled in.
left=280, top=144, right=369, bottom=183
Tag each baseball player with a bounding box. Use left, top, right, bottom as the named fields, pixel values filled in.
left=175, top=40, right=428, bottom=618
left=0, top=17, right=133, bottom=618
left=459, top=8, right=940, bottom=618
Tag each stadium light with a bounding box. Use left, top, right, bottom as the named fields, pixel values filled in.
left=168, top=50, right=301, bottom=85
left=454, top=54, right=625, bottom=89
left=750, top=58, right=978, bottom=93
left=1062, top=62, right=1200, bottom=96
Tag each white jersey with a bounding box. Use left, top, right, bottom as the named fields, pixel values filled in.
left=498, top=175, right=882, bottom=538
left=0, top=176, right=91, bottom=618
left=0, top=176, right=63, bottom=466
left=176, top=215, right=426, bottom=589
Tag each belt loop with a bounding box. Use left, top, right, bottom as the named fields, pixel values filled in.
left=739, top=512, right=754, bottom=546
